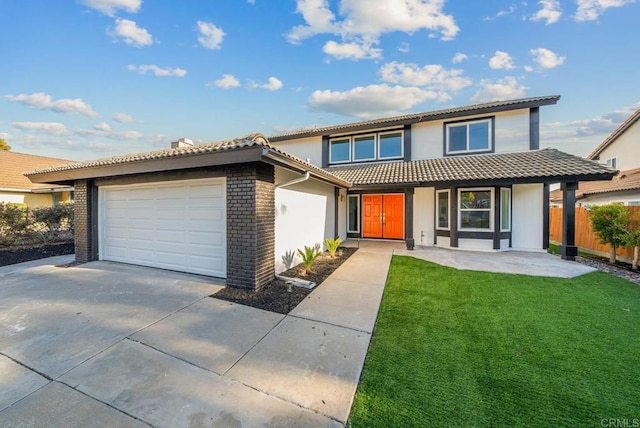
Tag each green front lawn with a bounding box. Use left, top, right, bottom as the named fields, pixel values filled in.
left=349, top=256, right=640, bottom=427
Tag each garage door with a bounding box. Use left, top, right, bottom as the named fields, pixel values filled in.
left=99, top=178, right=226, bottom=277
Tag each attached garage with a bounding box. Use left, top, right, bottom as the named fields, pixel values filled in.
left=99, top=178, right=226, bottom=278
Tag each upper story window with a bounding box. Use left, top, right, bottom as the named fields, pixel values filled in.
left=445, top=118, right=493, bottom=155
left=329, top=130, right=403, bottom=164
left=606, top=158, right=617, bottom=168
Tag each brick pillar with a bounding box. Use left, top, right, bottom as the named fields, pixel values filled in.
left=226, top=163, right=275, bottom=290
left=74, top=179, right=98, bottom=263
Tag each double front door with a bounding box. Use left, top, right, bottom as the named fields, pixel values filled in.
left=362, top=194, right=404, bottom=239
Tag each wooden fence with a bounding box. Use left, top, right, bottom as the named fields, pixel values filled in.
left=549, top=206, right=640, bottom=258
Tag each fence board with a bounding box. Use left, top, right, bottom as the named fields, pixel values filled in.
left=549, top=206, right=640, bottom=258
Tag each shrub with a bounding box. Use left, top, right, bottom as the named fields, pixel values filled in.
left=297, top=244, right=322, bottom=275
left=589, top=203, right=630, bottom=263
left=324, top=237, right=342, bottom=258
left=0, top=203, right=29, bottom=246
left=29, top=201, right=74, bottom=245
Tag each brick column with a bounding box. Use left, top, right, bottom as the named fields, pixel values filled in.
left=226, top=163, right=275, bottom=290
left=74, top=179, right=98, bottom=263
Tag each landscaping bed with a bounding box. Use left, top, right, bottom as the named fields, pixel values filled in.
left=213, top=247, right=357, bottom=314
left=0, top=241, right=74, bottom=266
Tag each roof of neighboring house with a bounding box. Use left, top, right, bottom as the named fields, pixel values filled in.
left=587, top=108, right=640, bottom=160
left=26, top=133, right=352, bottom=188
left=269, top=95, right=560, bottom=142
left=326, top=148, right=616, bottom=188
left=550, top=167, right=640, bottom=202
left=0, top=151, right=76, bottom=192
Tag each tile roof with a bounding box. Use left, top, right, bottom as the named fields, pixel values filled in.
left=325, top=148, right=616, bottom=187
left=0, top=151, right=76, bottom=191
left=26, top=133, right=351, bottom=187
left=270, top=95, right=560, bottom=141
left=550, top=167, right=640, bottom=202
left=587, top=108, right=640, bottom=160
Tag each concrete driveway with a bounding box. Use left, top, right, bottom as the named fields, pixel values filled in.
left=0, top=255, right=385, bottom=427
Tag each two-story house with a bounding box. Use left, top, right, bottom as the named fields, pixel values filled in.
left=27, top=95, right=615, bottom=290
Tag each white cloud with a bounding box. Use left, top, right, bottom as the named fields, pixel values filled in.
left=78, top=0, right=142, bottom=16
left=113, top=112, right=136, bottom=123
left=196, top=21, right=225, bottom=50
left=398, top=42, right=410, bottom=53
left=575, top=0, right=635, bottom=21
left=93, top=122, right=111, bottom=132
left=323, top=40, right=382, bottom=60
left=109, top=18, right=153, bottom=47
left=379, top=62, right=472, bottom=95
left=529, top=47, right=566, bottom=69
left=210, top=74, right=240, bottom=89
left=308, top=84, right=437, bottom=118
left=452, top=52, right=468, bottom=63
left=287, top=0, right=459, bottom=59
left=127, top=64, right=187, bottom=77
left=531, top=0, right=562, bottom=24
left=489, top=51, right=515, bottom=70
left=471, top=77, right=527, bottom=103
left=12, top=122, right=68, bottom=136
left=4, top=92, right=98, bottom=117
left=483, top=4, right=518, bottom=20
left=249, top=76, right=283, bottom=91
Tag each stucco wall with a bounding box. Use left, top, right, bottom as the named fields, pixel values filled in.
left=578, top=189, right=640, bottom=206
left=0, top=193, right=25, bottom=204
left=597, top=120, right=640, bottom=171
left=411, top=108, right=530, bottom=160
left=271, top=136, right=323, bottom=166
left=511, top=183, right=544, bottom=250
left=413, top=187, right=435, bottom=246
left=24, top=193, right=54, bottom=207
left=274, top=167, right=336, bottom=274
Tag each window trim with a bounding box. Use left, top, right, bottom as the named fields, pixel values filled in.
left=329, top=137, right=352, bottom=164
left=458, top=187, right=494, bottom=232
left=436, top=189, right=450, bottom=231
left=606, top=158, right=617, bottom=169
left=377, top=130, right=404, bottom=160
left=444, top=117, right=494, bottom=156
left=347, top=194, right=360, bottom=233
left=352, top=134, right=377, bottom=162
left=500, top=187, right=511, bottom=232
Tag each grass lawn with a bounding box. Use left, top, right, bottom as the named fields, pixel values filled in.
left=349, top=256, right=640, bottom=427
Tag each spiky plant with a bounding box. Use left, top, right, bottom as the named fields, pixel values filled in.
left=324, top=237, right=343, bottom=258
left=297, top=244, right=322, bottom=275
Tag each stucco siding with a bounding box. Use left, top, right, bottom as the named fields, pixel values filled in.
left=413, top=187, right=435, bottom=246
left=511, top=183, right=544, bottom=250
left=578, top=189, right=640, bottom=206
left=271, top=136, right=323, bottom=167
left=274, top=167, right=336, bottom=274
left=598, top=121, right=640, bottom=171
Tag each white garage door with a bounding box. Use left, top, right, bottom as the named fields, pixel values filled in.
left=99, top=178, right=226, bottom=277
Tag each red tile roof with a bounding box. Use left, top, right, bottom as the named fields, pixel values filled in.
left=549, top=167, right=640, bottom=202
left=0, top=151, right=76, bottom=191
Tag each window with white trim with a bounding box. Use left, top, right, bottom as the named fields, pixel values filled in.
left=436, top=190, right=450, bottom=230
left=459, top=188, right=493, bottom=230
left=353, top=135, right=376, bottom=161
left=328, top=130, right=403, bottom=164
left=500, top=188, right=511, bottom=232
left=330, top=137, right=350, bottom=163
left=606, top=158, right=617, bottom=168
left=446, top=118, right=492, bottom=155
left=347, top=195, right=360, bottom=233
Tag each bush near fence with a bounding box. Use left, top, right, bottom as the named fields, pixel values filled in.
left=549, top=206, right=640, bottom=260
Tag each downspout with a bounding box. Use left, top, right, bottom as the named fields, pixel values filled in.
left=276, top=171, right=310, bottom=188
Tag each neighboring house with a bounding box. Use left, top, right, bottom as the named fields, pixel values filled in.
left=550, top=108, right=640, bottom=207
left=0, top=151, right=74, bottom=207
left=26, top=96, right=615, bottom=290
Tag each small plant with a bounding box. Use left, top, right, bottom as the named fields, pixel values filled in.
left=324, top=237, right=342, bottom=258
left=297, top=244, right=322, bottom=275
left=282, top=250, right=295, bottom=270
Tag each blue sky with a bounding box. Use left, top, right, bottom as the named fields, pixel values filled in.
left=0, top=0, right=638, bottom=161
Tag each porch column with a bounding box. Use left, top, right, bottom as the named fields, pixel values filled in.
left=404, top=188, right=415, bottom=250
left=560, top=181, right=578, bottom=260
left=74, top=179, right=98, bottom=263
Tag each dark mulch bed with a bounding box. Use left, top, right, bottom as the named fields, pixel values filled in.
left=213, top=247, right=357, bottom=314
left=576, top=255, right=640, bottom=284
left=0, top=241, right=74, bottom=267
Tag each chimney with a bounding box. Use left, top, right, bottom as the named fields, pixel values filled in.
left=171, top=138, right=194, bottom=149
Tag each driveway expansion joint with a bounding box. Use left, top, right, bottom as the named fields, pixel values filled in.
left=286, top=314, right=375, bottom=335
left=0, top=352, right=54, bottom=382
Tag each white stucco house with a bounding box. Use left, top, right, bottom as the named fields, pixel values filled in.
left=27, top=95, right=615, bottom=289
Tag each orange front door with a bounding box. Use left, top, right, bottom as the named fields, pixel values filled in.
left=362, top=194, right=404, bottom=239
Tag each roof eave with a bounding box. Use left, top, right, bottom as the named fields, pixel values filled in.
left=262, top=149, right=351, bottom=188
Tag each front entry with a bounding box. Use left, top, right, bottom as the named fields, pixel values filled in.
left=362, top=194, right=404, bottom=239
